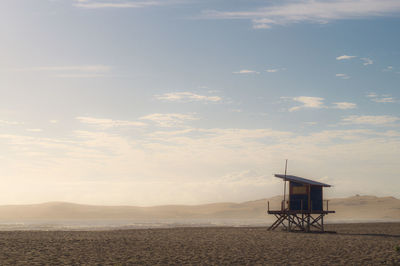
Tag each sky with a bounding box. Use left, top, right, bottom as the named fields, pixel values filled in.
left=0, top=0, right=399, bottom=206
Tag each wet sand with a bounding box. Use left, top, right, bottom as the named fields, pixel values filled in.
left=0, top=223, right=399, bottom=265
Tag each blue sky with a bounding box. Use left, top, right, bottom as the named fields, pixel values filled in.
left=0, top=0, right=399, bottom=205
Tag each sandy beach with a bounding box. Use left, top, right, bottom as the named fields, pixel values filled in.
left=0, top=223, right=399, bottom=265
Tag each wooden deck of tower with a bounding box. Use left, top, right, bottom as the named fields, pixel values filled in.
left=267, top=174, right=335, bottom=232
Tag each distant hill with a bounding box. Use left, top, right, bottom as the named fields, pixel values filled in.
left=0, top=195, right=398, bottom=221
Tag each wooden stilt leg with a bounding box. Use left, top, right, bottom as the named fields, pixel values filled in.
left=321, top=214, right=324, bottom=232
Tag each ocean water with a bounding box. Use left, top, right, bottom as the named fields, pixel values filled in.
left=0, top=218, right=397, bottom=231
left=0, top=219, right=271, bottom=231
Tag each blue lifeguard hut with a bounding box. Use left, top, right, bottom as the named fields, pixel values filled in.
left=267, top=173, right=335, bottom=232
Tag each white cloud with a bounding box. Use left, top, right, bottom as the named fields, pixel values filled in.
left=332, top=102, right=357, bottom=110
left=201, top=0, right=400, bottom=29
left=148, top=128, right=195, bottom=137
left=285, top=97, right=356, bottom=112
left=336, top=73, right=350, bottom=79
left=0, top=120, right=22, bottom=126
left=383, top=66, right=394, bottom=72
left=305, top=122, right=318, bottom=126
left=360, top=57, right=373, bottom=66
left=155, top=92, right=221, bottom=103
left=366, top=92, right=378, bottom=98
left=372, top=97, right=396, bottom=103
left=286, top=96, right=325, bottom=112
left=341, top=115, right=399, bottom=126
left=49, top=120, right=59, bottom=124
left=26, top=128, right=43, bottom=132
left=336, top=55, right=357, bottom=60
left=76, top=116, right=146, bottom=129
left=253, top=23, right=272, bottom=29
left=266, top=68, right=286, bottom=73
left=367, top=93, right=396, bottom=103
left=1, top=124, right=400, bottom=204
left=140, top=113, right=197, bottom=127
left=198, top=128, right=293, bottom=141
left=233, top=70, right=259, bottom=74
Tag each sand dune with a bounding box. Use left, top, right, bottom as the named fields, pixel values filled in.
left=0, top=195, right=398, bottom=221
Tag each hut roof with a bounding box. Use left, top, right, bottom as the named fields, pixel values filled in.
left=274, top=174, right=331, bottom=187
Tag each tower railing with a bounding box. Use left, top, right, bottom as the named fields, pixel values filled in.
left=267, top=199, right=330, bottom=212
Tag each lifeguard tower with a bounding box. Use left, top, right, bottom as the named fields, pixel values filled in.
left=267, top=171, right=335, bottom=232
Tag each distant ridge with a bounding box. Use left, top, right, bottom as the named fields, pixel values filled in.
left=0, top=195, right=399, bottom=221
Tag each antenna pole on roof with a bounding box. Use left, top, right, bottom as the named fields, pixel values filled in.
left=283, top=159, right=288, bottom=210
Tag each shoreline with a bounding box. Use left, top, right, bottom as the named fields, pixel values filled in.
left=0, top=219, right=399, bottom=232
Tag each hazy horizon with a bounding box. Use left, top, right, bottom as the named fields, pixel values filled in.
left=0, top=193, right=397, bottom=207
left=1, top=0, right=400, bottom=206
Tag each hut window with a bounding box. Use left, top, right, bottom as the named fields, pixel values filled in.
left=292, top=186, right=307, bottom=194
